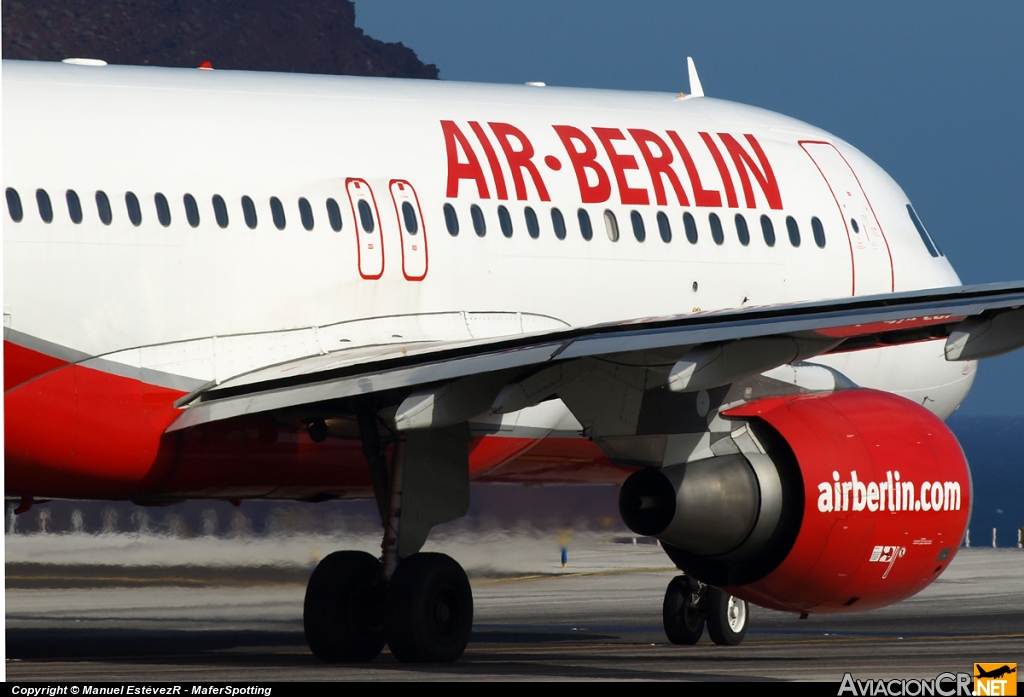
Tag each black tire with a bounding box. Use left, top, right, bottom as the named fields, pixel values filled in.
left=304, top=550, right=386, bottom=662
left=385, top=552, right=473, bottom=663
left=705, top=587, right=748, bottom=646
left=662, top=575, right=705, bottom=645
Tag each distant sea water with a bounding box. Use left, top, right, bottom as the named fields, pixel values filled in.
left=5, top=417, right=1023, bottom=548
left=947, top=414, right=1024, bottom=548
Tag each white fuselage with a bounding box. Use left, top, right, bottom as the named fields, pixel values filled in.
left=2, top=60, right=974, bottom=419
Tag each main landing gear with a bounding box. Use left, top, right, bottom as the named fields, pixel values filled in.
left=304, top=550, right=473, bottom=663
left=304, top=410, right=475, bottom=663
left=662, top=575, right=748, bottom=646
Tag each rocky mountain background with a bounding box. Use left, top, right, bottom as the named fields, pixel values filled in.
left=1, top=0, right=438, bottom=78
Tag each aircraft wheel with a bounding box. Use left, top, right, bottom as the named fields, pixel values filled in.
left=705, top=587, right=748, bottom=646
left=386, top=552, right=473, bottom=663
left=662, top=575, right=705, bottom=645
left=304, top=550, right=386, bottom=662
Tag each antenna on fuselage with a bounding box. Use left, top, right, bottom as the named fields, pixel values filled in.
left=687, top=57, right=705, bottom=98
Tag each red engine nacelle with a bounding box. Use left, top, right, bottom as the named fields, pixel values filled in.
left=620, top=389, right=971, bottom=615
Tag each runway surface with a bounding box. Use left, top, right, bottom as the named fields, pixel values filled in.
left=6, top=540, right=1024, bottom=682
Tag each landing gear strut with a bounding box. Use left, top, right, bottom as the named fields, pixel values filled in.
left=662, top=575, right=749, bottom=646
left=304, top=409, right=474, bottom=663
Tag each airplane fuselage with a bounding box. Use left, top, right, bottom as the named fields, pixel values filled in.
left=3, top=60, right=975, bottom=501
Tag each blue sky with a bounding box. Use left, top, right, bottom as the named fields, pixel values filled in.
left=358, top=1, right=1024, bottom=416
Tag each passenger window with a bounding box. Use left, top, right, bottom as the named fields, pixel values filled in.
left=326, top=198, right=342, bottom=231
left=471, top=204, right=486, bottom=237
left=735, top=214, right=750, bottom=246
left=325, top=198, right=342, bottom=231
left=498, top=205, right=513, bottom=237
left=552, top=208, right=566, bottom=240
left=631, top=211, right=646, bottom=242
left=96, top=191, right=113, bottom=225
left=604, top=210, right=619, bottom=242
left=578, top=209, right=593, bottom=240
left=683, top=212, right=698, bottom=244
left=525, top=206, right=540, bottom=239
left=709, top=213, right=724, bottom=245
left=183, top=194, right=200, bottom=228
left=811, top=217, right=826, bottom=248
left=444, top=203, right=459, bottom=236
left=36, top=189, right=53, bottom=223
left=850, top=218, right=860, bottom=233
left=241, top=196, right=257, bottom=229
left=212, top=195, right=229, bottom=228
left=299, top=197, right=314, bottom=231
left=906, top=205, right=940, bottom=257
left=66, top=190, right=83, bottom=224
left=271, top=197, right=287, bottom=230
left=761, top=215, right=776, bottom=247
left=6, top=187, right=23, bottom=222
left=125, top=192, right=142, bottom=226
left=356, top=199, right=373, bottom=233
left=786, top=216, right=801, bottom=247
left=155, top=193, right=171, bottom=227
left=401, top=201, right=418, bottom=234
left=656, top=211, right=671, bottom=243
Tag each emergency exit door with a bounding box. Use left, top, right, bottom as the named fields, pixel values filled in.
left=389, top=180, right=428, bottom=281
left=346, top=178, right=384, bottom=280
left=801, top=141, right=894, bottom=295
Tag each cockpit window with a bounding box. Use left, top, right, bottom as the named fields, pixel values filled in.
left=906, top=204, right=941, bottom=257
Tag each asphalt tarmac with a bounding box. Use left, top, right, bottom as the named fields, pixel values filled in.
left=6, top=539, right=1023, bottom=682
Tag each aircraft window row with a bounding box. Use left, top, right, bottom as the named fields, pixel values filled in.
left=4, top=187, right=346, bottom=232
left=5, top=185, right=832, bottom=254
left=3, top=186, right=348, bottom=232
left=442, top=202, right=827, bottom=250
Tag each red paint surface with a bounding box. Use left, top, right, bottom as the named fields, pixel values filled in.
left=718, top=133, right=783, bottom=210
left=667, top=131, right=721, bottom=207
left=442, top=120, right=489, bottom=199
left=5, top=341, right=619, bottom=500
left=628, top=128, right=690, bottom=207
left=488, top=122, right=550, bottom=202
left=4, top=340, right=68, bottom=392
left=724, top=389, right=970, bottom=614
left=553, top=125, right=611, bottom=204
left=469, top=121, right=508, bottom=201
left=700, top=132, right=738, bottom=208
left=594, top=127, right=649, bottom=205
left=816, top=315, right=961, bottom=339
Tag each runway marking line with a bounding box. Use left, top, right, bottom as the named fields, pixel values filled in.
left=472, top=567, right=678, bottom=587
left=460, top=633, right=1024, bottom=653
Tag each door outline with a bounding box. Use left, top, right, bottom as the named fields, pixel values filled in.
left=799, top=140, right=894, bottom=295
left=389, top=179, right=429, bottom=281
left=346, top=178, right=385, bottom=280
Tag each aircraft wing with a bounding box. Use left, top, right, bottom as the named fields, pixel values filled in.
left=168, top=282, right=1024, bottom=432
